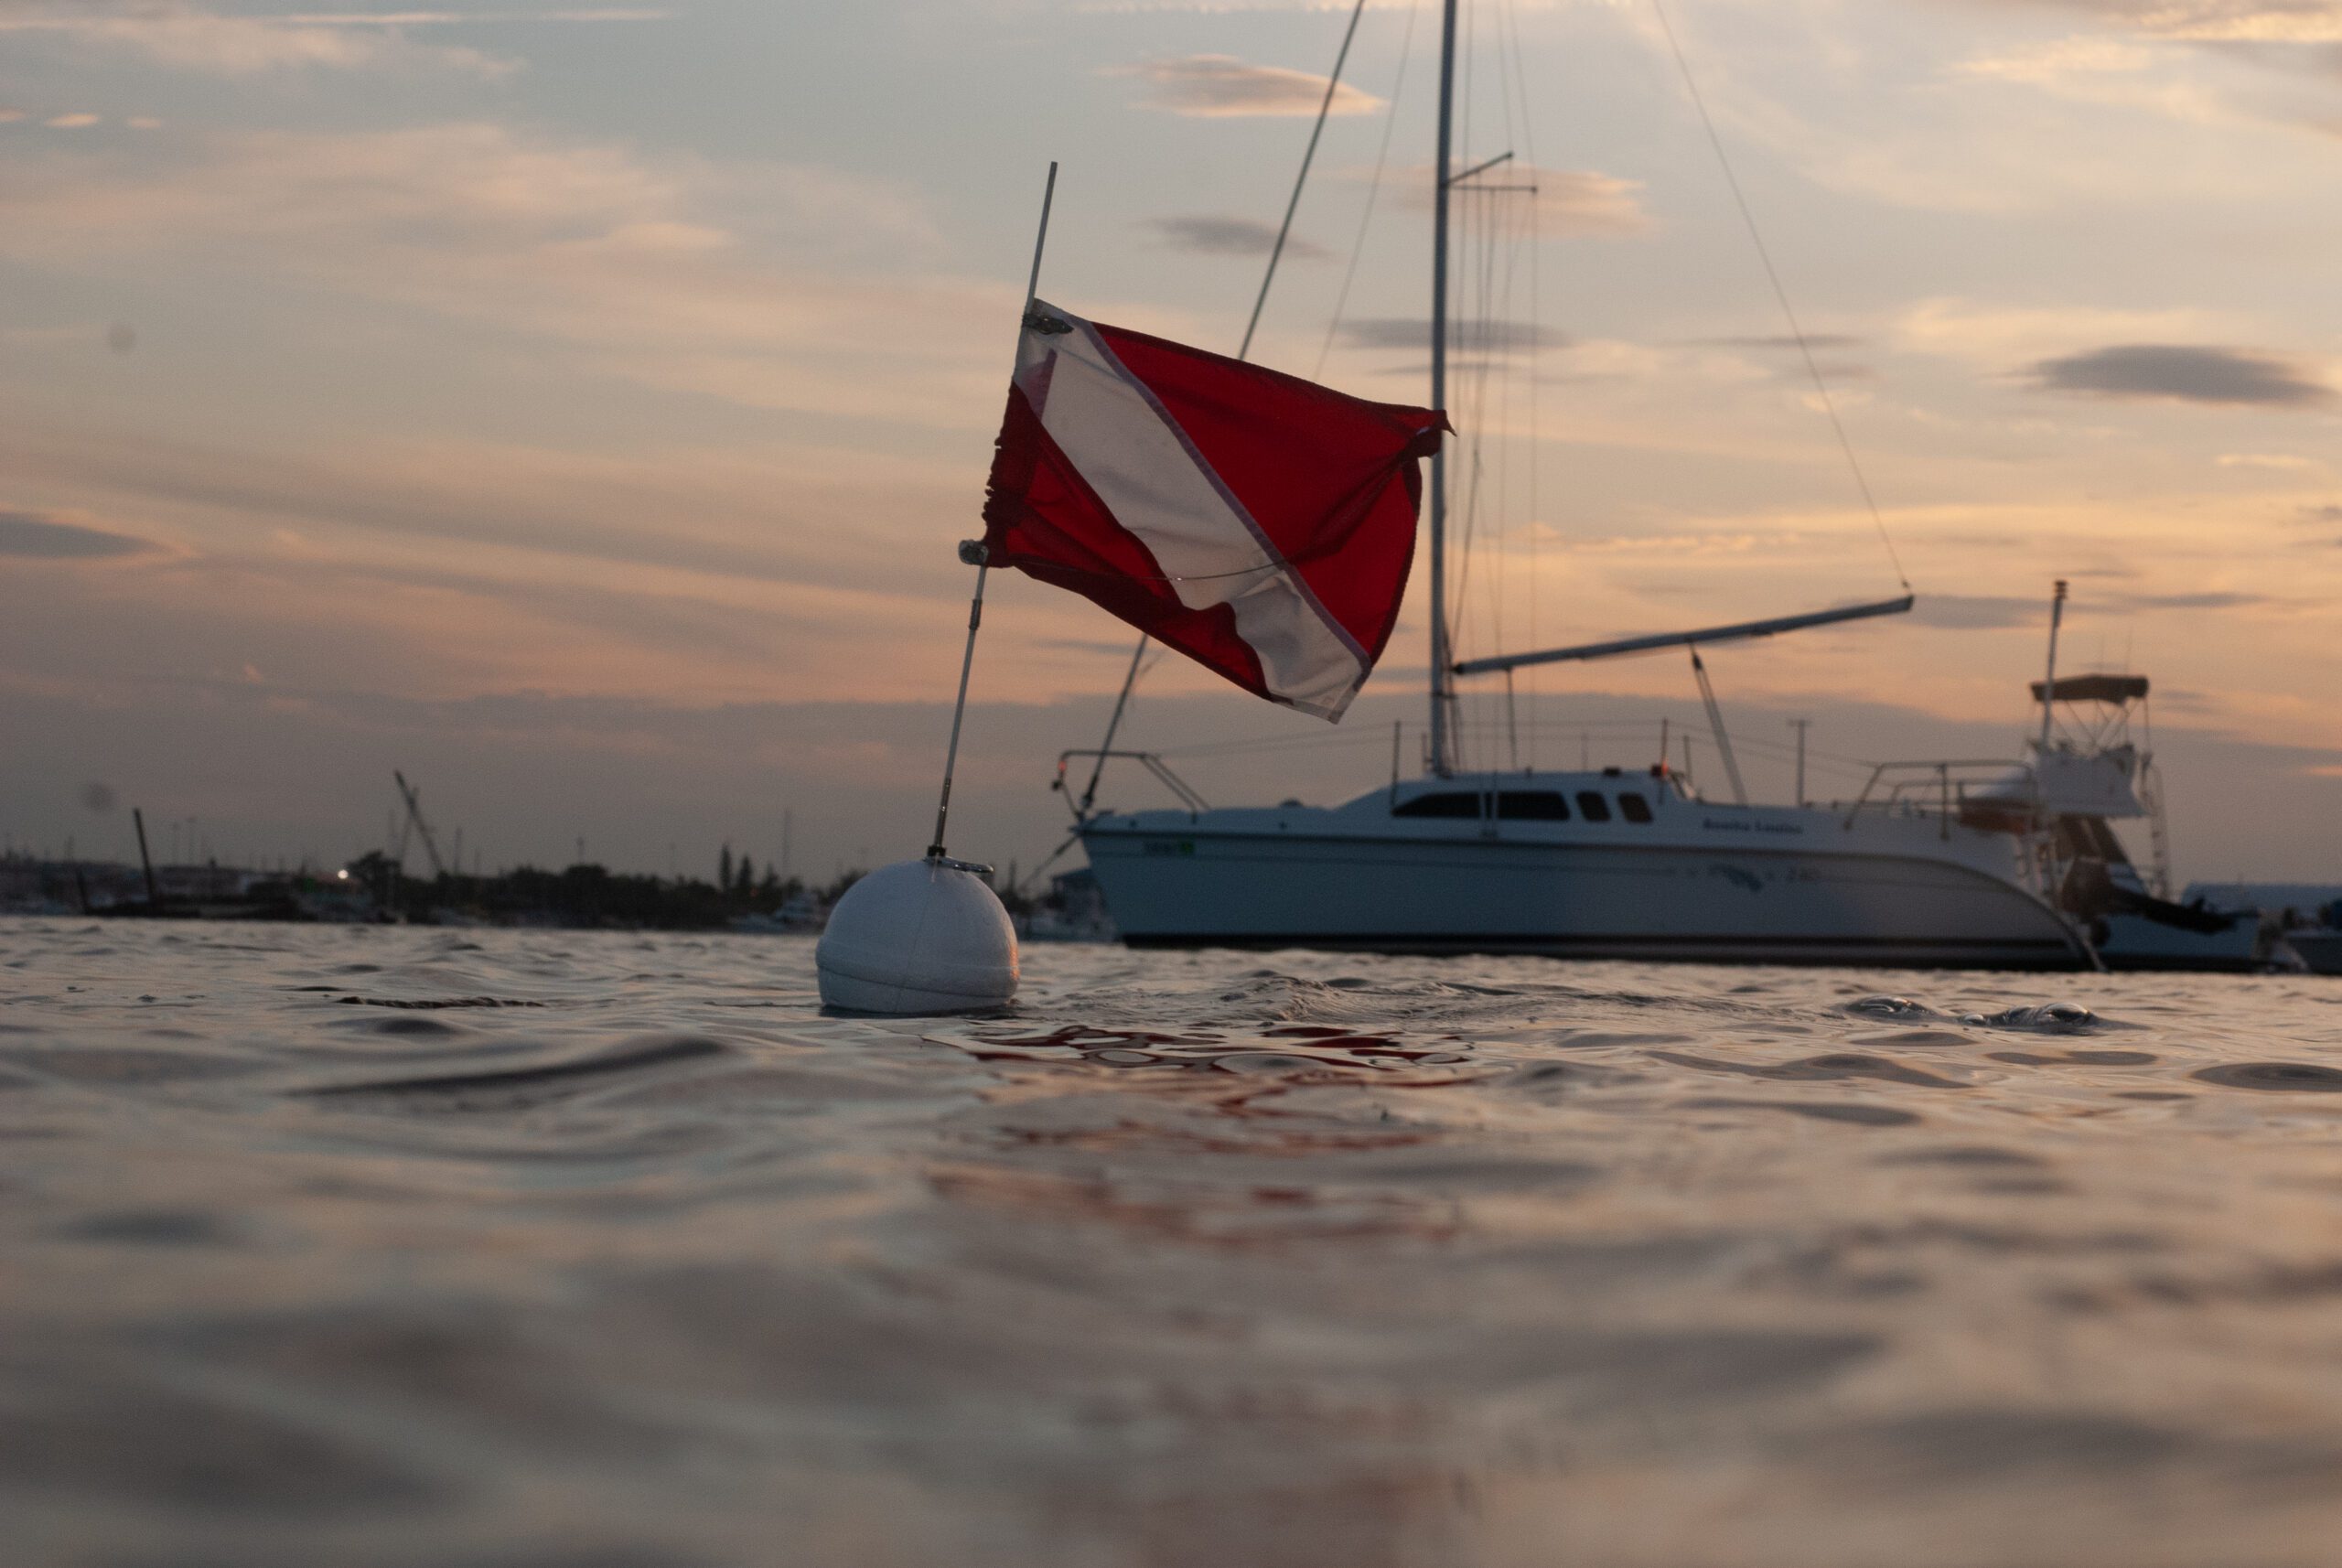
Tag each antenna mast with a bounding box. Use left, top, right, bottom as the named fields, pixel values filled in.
left=2038, top=579, right=2068, bottom=761
left=393, top=770, right=448, bottom=879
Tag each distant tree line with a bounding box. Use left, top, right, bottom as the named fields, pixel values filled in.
left=349, top=849, right=871, bottom=930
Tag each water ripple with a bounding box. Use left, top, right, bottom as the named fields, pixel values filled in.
left=2, top=918, right=2339, bottom=1566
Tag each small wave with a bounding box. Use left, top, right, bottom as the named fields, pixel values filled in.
left=1878, top=1145, right=2050, bottom=1169
left=12, top=918, right=2342, bottom=1566
left=1683, top=1097, right=1922, bottom=1127
left=337, top=995, right=553, bottom=1010
left=304, top=1036, right=725, bottom=1107
left=1652, top=1050, right=1970, bottom=1090
left=947, top=1020, right=1482, bottom=1082
left=1966, top=1002, right=2101, bottom=1034
left=1843, top=995, right=1939, bottom=1019
left=2189, top=1062, right=2342, bottom=1092
left=1986, top=1048, right=2158, bottom=1068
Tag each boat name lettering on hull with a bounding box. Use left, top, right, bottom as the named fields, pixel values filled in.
left=1143, top=839, right=1198, bottom=857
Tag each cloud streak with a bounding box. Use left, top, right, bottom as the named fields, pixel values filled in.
left=0, top=5, right=666, bottom=75
left=1907, top=593, right=2047, bottom=630
left=1145, top=214, right=1328, bottom=259
left=1980, top=2, right=2342, bottom=41
left=1342, top=317, right=1571, bottom=356
left=0, top=510, right=160, bottom=559
left=1110, top=55, right=1381, bottom=117
left=2111, top=589, right=2276, bottom=608
left=1696, top=334, right=1869, bottom=352
left=0, top=123, right=1026, bottom=430
left=2023, top=343, right=2336, bottom=406
left=1389, top=165, right=1651, bottom=237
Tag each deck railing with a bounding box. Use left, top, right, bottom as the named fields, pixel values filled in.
left=1054, top=750, right=1212, bottom=818
left=1840, top=759, right=2032, bottom=837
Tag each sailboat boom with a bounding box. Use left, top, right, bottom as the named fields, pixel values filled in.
left=1453, top=594, right=1915, bottom=676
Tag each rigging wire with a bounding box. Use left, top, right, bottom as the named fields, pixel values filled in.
left=1071, top=0, right=1394, bottom=846
left=1241, top=0, right=1370, bottom=360
left=1451, top=0, right=1477, bottom=769
left=1499, top=0, right=1544, bottom=769
left=1445, top=182, right=1509, bottom=669
left=1316, top=0, right=1421, bottom=381
left=1441, top=5, right=1540, bottom=768
left=1489, top=189, right=1514, bottom=700
left=1154, top=712, right=1880, bottom=773
left=1645, top=0, right=1911, bottom=593
left=1497, top=181, right=1525, bottom=766
left=1500, top=0, right=1539, bottom=168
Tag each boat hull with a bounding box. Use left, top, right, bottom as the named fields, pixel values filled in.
left=2094, top=911, right=2264, bottom=973
left=1081, top=826, right=2087, bottom=970
left=2283, top=930, right=2342, bottom=976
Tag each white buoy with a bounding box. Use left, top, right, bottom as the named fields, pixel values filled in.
left=815, top=857, right=1018, bottom=1015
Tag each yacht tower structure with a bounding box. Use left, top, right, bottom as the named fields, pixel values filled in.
left=1961, top=640, right=2261, bottom=972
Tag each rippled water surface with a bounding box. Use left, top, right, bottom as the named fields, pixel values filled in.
left=6, top=918, right=2342, bottom=1567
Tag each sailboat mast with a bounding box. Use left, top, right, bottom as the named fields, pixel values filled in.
left=1427, top=0, right=1458, bottom=776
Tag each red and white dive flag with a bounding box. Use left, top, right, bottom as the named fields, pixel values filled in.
left=981, top=302, right=1447, bottom=722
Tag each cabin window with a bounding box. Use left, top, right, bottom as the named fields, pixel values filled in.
left=1392, top=791, right=1481, bottom=819
left=1495, top=790, right=1571, bottom=821
left=1575, top=791, right=1613, bottom=823
left=1617, top=792, right=1653, bottom=823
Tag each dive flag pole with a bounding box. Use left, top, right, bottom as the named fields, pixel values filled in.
left=818, top=166, right=1056, bottom=1015
left=927, top=160, right=1058, bottom=863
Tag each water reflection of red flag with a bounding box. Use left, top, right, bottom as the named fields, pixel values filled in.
left=981, top=302, right=1447, bottom=722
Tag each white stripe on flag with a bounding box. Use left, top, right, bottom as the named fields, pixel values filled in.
left=1018, top=303, right=1366, bottom=719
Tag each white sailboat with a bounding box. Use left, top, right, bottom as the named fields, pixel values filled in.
left=1068, top=0, right=2094, bottom=971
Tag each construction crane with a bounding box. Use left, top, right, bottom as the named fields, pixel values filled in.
left=392, top=770, right=448, bottom=879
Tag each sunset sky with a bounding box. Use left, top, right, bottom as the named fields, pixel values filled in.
left=4, top=0, right=2338, bottom=886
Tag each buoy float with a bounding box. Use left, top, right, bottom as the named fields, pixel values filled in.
left=815, top=857, right=1018, bottom=1015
